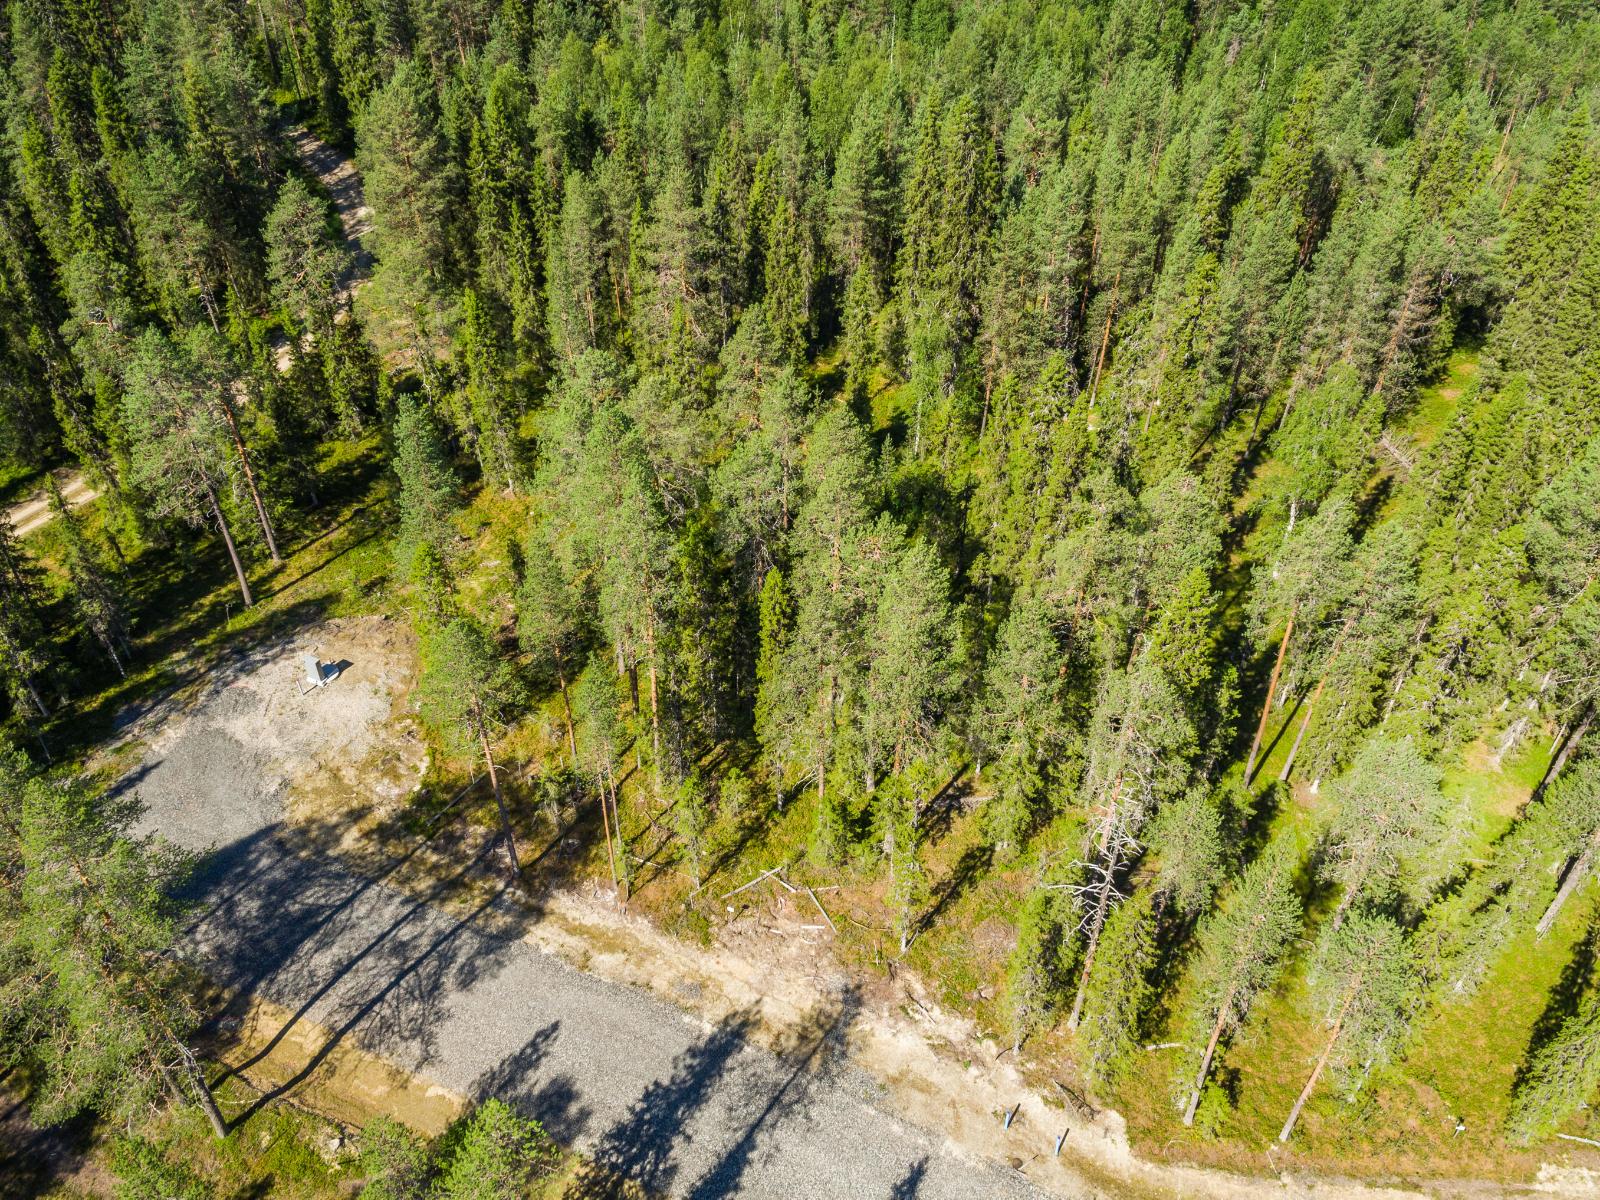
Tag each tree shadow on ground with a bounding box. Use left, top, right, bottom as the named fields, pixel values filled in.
left=1515, top=918, right=1600, bottom=1092
left=918, top=842, right=992, bottom=939
left=561, top=1009, right=759, bottom=1200
left=681, top=986, right=862, bottom=1200
left=182, top=804, right=523, bottom=1126
left=0, top=1081, right=98, bottom=1200
left=559, top=986, right=861, bottom=1200
left=468, top=1022, right=592, bottom=1145
left=889, top=1156, right=929, bottom=1198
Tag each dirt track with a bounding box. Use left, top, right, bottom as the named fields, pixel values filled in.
left=5, top=470, right=98, bottom=538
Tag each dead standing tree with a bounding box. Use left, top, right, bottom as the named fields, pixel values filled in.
left=1066, top=661, right=1196, bottom=1031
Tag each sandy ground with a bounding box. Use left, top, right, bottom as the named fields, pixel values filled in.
left=5, top=469, right=98, bottom=538
left=273, top=126, right=376, bottom=373
left=116, top=617, right=1594, bottom=1200
left=126, top=615, right=424, bottom=853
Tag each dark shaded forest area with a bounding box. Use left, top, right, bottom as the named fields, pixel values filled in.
left=5, top=0, right=1600, bottom=1183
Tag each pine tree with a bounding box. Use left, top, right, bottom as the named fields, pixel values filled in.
left=16, top=771, right=227, bottom=1137
left=768, top=404, right=879, bottom=841
left=122, top=329, right=257, bottom=606
left=356, top=1115, right=431, bottom=1200
left=48, top=476, right=131, bottom=676
left=415, top=615, right=525, bottom=888
left=265, top=174, right=370, bottom=432
left=1177, top=839, right=1303, bottom=1125
left=1321, top=735, right=1449, bottom=927
left=358, top=58, right=462, bottom=314
left=1279, top=913, right=1414, bottom=1143
left=434, top=1099, right=558, bottom=1198
left=515, top=543, right=584, bottom=768
left=574, top=657, right=627, bottom=900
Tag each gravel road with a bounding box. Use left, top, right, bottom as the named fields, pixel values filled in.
left=132, top=712, right=1067, bottom=1198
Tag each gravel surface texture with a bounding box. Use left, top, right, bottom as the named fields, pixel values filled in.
left=128, top=630, right=1064, bottom=1199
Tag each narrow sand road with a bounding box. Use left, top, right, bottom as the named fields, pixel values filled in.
left=6, top=470, right=98, bottom=538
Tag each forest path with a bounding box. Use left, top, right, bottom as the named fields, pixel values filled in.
left=273, top=125, right=377, bottom=372
left=5, top=469, right=98, bottom=538
left=286, top=123, right=374, bottom=291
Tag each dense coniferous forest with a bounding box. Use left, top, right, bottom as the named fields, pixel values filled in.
left=5, top=0, right=1600, bottom=1183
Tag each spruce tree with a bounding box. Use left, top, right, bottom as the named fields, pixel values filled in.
left=390, top=391, right=460, bottom=611
left=48, top=476, right=132, bottom=676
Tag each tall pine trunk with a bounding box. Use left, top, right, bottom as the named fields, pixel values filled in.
left=1068, top=854, right=1119, bottom=1031
left=184, top=1050, right=229, bottom=1139
left=1279, top=986, right=1357, bottom=1142
left=479, top=721, right=521, bottom=888
left=1279, top=615, right=1354, bottom=782
left=597, top=757, right=620, bottom=898
left=1534, top=703, right=1593, bottom=802
left=555, top=652, right=578, bottom=769
left=216, top=390, right=280, bottom=564
left=1537, top=825, right=1600, bottom=938
left=1184, top=986, right=1238, bottom=1126
left=605, top=758, right=629, bottom=901
left=1245, top=609, right=1295, bottom=785
left=205, top=482, right=253, bottom=607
